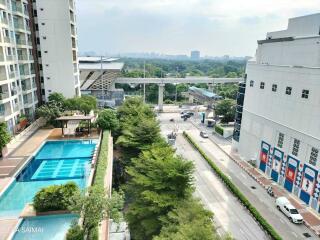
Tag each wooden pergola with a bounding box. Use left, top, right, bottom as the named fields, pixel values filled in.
left=56, top=115, right=94, bottom=137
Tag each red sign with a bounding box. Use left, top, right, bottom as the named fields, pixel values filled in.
left=286, top=168, right=295, bottom=182
left=260, top=151, right=268, bottom=163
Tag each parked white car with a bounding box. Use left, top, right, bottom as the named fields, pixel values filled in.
left=276, top=197, right=303, bottom=224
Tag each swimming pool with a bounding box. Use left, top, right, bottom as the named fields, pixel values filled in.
left=13, top=214, right=78, bottom=240
left=0, top=140, right=96, bottom=218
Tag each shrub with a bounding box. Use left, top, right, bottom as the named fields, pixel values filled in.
left=66, top=223, right=84, bottom=240
left=183, top=132, right=282, bottom=240
left=94, top=131, right=109, bottom=187
left=215, top=124, right=224, bottom=136
left=33, top=182, right=79, bottom=212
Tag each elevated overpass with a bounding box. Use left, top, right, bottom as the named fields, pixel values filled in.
left=116, top=77, right=243, bottom=111
left=115, top=77, right=242, bottom=85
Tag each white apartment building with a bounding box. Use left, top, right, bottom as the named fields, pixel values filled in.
left=32, top=0, right=80, bottom=101
left=0, top=0, right=38, bottom=134
left=233, top=13, right=320, bottom=212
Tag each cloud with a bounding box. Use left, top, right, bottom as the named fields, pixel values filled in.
left=76, top=0, right=319, bottom=56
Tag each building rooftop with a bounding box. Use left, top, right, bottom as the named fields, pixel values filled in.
left=79, top=62, right=124, bottom=71
left=189, top=86, right=222, bottom=99
left=79, top=56, right=120, bottom=63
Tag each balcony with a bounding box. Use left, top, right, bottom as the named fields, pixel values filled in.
left=3, top=36, right=11, bottom=43
left=9, top=71, right=16, bottom=79
left=14, top=22, right=24, bottom=31
left=22, top=82, right=31, bottom=92
left=12, top=5, right=23, bottom=14
left=16, top=38, right=26, bottom=45
left=0, top=91, right=9, bottom=100
left=13, top=104, right=19, bottom=112
left=18, top=54, right=28, bottom=61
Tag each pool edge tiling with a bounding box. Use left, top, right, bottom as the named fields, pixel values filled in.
left=0, top=139, right=96, bottom=219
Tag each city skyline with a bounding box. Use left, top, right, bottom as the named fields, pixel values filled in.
left=76, top=0, right=318, bottom=57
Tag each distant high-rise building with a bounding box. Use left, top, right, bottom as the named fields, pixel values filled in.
left=190, top=50, right=200, bottom=60
left=31, top=0, right=80, bottom=101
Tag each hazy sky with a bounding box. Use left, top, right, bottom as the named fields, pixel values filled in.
left=76, top=0, right=319, bottom=57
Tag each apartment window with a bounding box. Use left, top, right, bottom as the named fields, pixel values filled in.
left=39, top=64, right=42, bottom=70
left=36, top=37, right=40, bottom=44
left=44, top=51, right=48, bottom=53
left=41, top=22, right=45, bottom=26
left=272, top=84, right=277, bottom=92
left=302, top=89, right=309, bottom=99
left=42, top=36, right=46, bottom=40
left=35, top=24, right=39, bottom=31
left=285, top=87, right=292, bottom=95
left=40, top=77, right=44, bottom=83
left=292, top=139, right=300, bottom=156
left=41, top=89, right=45, bottom=95
left=277, top=132, right=284, bottom=148
left=309, top=147, right=319, bottom=166
left=47, top=77, right=50, bottom=80
left=40, top=8, right=44, bottom=11
left=33, top=10, right=37, bottom=17
left=249, top=80, right=254, bottom=87
left=37, top=51, right=41, bottom=57
left=260, top=82, right=265, bottom=89
left=45, top=64, right=49, bottom=67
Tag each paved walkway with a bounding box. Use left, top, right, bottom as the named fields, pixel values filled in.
left=0, top=129, right=53, bottom=179
left=191, top=118, right=320, bottom=237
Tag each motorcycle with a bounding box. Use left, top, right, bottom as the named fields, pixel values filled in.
left=267, top=186, right=274, bottom=197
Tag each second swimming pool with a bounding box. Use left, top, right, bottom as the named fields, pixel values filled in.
left=0, top=140, right=96, bottom=218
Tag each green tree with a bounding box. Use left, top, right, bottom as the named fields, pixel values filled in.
left=154, top=199, right=220, bottom=240
left=0, top=122, right=10, bottom=155
left=215, top=99, right=236, bottom=123
left=36, top=103, right=62, bottom=126
left=225, top=72, right=238, bottom=78
left=64, top=98, right=79, bottom=112
left=125, top=144, right=194, bottom=240
left=48, top=92, right=66, bottom=109
left=77, top=95, right=97, bottom=115
left=69, top=186, right=124, bottom=238
left=96, top=109, right=119, bottom=132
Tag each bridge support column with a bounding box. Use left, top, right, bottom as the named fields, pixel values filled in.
left=158, top=83, right=165, bottom=111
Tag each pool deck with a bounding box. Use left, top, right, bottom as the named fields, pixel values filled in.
left=0, top=127, right=100, bottom=240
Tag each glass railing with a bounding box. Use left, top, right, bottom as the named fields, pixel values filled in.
left=16, top=39, right=26, bottom=45
left=12, top=5, right=23, bottom=14
left=14, top=22, right=24, bottom=30
left=4, top=36, right=11, bottom=43
left=18, top=54, right=28, bottom=61
left=9, top=71, right=15, bottom=78
left=0, top=92, right=9, bottom=100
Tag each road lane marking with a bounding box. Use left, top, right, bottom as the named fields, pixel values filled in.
left=279, top=218, right=285, bottom=223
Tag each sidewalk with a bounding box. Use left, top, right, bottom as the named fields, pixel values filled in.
left=191, top=119, right=320, bottom=236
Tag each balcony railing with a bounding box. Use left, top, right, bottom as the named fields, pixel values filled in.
left=22, top=84, right=31, bottom=92
left=12, top=5, right=23, bottom=14
left=13, top=104, right=19, bottom=112
left=14, top=22, right=24, bottom=30
left=9, top=71, right=15, bottom=78
left=4, top=36, right=11, bottom=43
left=18, top=54, right=28, bottom=61
left=16, top=39, right=26, bottom=45
left=0, top=92, right=9, bottom=100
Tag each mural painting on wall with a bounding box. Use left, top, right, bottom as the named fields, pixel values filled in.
left=271, top=148, right=284, bottom=182
left=299, top=165, right=318, bottom=205
left=259, top=141, right=270, bottom=173
left=284, top=156, right=299, bottom=193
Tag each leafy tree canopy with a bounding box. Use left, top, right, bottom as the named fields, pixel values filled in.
left=125, top=144, right=194, bottom=239
left=0, top=122, right=10, bottom=152
left=96, top=109, right=119, bottom=132
left=215, top=99, right=236, bottom=123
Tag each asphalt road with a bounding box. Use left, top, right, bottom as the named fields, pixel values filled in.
left=158, top=111, right=318, bottom=240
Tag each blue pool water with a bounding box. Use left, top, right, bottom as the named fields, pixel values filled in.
left=13, top=214, right=78, bottom=240
left=0, top=140, right=96, bottom=218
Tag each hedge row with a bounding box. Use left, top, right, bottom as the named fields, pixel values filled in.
left=93, top=130, right=109, bottom=187
left=183, top=131, right=282, bottom=240
left=88, top=130, right=110, bottom=239
left=214, top=124, right=224, bottom=136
